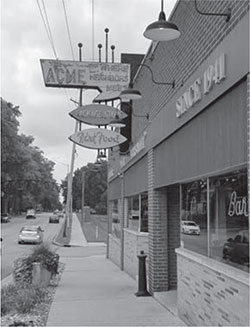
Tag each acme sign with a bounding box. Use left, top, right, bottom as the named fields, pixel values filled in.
left=176, top=53, right=226, bottom=118
left=69, top=104, right=127, bottom=126
left=69, top=128, right=127, bottom=149
left=40, top=59, right=130, bottom=92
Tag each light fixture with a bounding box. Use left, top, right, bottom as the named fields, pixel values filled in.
left=109, top=111, right=126, bottom=128
left=119, top=63, right=175, bottom=101
left=194, top=0, right=231, bottom=22
left=120, top=82, right=142, bottom=101
left=143, top=0, right=180, bottom=42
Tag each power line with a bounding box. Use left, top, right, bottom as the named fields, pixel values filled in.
left=36, top=0, right=58, bottom=58
left=62, top=0, right=75, bottom=61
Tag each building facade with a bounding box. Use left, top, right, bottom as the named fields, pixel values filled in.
left=107, top=0, right=249, bottom=325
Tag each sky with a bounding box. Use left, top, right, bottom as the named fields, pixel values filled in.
left=1, top=0, right=177, bottom=184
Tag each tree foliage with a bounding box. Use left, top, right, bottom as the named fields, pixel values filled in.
left=1, top=98, right=61, bottom=213
left=61, top=161, right=107, bottom=214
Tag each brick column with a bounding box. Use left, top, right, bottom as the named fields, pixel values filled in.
left=167, top=185, right=180, bottom=289
left=247, top=73, right=250, bottom=224
left=148, top=149, right=168, bottom=294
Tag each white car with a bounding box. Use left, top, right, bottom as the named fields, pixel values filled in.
left=181, top=221, right=200, bottom=235
left=18, top=225, right=44, bottom=244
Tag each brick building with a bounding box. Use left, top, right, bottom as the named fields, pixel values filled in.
left=107, top=0, right=249, bottom=325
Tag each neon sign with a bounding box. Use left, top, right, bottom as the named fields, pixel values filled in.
left=227, top=191, right=248, bottom=217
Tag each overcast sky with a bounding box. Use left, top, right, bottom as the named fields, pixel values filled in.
left=1, top=0, right=176, bottom=183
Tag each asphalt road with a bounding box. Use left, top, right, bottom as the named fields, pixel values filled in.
left=1, top=212, right=63, bottom=280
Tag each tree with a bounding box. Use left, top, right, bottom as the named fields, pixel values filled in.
left=1, top=98, right=61, bottom=213
left=61, top=160, right=107, bottom=214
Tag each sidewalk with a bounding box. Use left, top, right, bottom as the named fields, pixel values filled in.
left=47, top=214, right=186, bottom=326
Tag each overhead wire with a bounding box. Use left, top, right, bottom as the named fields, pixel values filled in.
left=36, top=0, right=58, bottom=58
left=62, top=0, right=75, bottom=61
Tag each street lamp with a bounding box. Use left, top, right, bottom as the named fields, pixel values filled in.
left=143, top=0, right=180, bottom=42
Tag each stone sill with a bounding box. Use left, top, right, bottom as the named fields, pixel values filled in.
left=176, top=247, right=249, bottom=285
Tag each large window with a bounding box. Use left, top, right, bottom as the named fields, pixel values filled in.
left=126, top=192, right=148, bottom=232
left=181, top=168, right=249, bottom=272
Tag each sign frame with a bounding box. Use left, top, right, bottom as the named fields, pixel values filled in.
left=40, top=59, right=130, bottom=92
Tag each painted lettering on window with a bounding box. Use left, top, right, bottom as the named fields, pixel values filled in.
left=227, top=191, right=248, bottom=217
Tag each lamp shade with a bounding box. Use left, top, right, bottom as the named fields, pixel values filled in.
left=143, top=11, right=180, bottom=42
left=109, top=120, right=126, bottom=128
left=119, top=88, right=142, bottom=101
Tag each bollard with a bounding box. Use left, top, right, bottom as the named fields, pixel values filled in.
left=135, top=250, right=150, bottom=297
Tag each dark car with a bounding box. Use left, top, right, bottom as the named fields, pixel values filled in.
left=49, top=213, right=59, bottom=223
left=1, top=213, right=10, bottom=223
left=26, top=209, right=36, bottom=219
left=223, top=230, right=249, bottom=266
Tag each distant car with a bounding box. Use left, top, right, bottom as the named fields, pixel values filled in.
left=26, top=209, right=36, bottom=219
left=18, top=225, right=44, bottom=244
left=90, top=208, right=96, bottom=214
left=223, top=230, right=249, bottom=266
left=181, top=220, right=200, bottom=235
left=1, top=213, right=10, bottom=223
left=49, top=213, right=59, bottom=223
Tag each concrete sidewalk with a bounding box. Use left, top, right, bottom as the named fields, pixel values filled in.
left=47, top=214, right=186, bottom=326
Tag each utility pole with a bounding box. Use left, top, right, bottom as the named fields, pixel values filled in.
left=81, top=169, right=85, bottom=223
left=63, top=43, right=83, bottom=237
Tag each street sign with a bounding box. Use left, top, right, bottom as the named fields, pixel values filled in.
left=69, top=104, right=127, bottom=126
left=93, top=90, right=121, bottom=102
left=40, top=59, right=130, bottom=92
left=69, top=128, right=127, bottom=149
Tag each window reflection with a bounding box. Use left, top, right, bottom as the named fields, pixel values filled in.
left=181, top=168, right=249, bottom=272
left=210, top=170, right=249, bottom=271
left=181, top=179, right=208, bottom=256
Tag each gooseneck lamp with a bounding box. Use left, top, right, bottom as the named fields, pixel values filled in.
left=143, top=0, right=180, bottom=42
left=119, top=63, right=175, bottom=101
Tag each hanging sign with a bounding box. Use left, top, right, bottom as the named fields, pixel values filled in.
left=69, top=104, right=127, bottom=126
left=69, top=128, right=127, bottom=149
left=40, top=59, right=130, bottom=92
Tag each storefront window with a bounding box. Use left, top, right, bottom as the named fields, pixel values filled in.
left=181, top=179, right=208, bottom=256
left=111, top=199, right=121, bottom=239
left=127, top=192, right=148, bottom=232
left=181, top=168, right=249, bottom=272
left=209, top=169, right=248, bottom=272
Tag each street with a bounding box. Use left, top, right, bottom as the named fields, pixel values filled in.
left=1, top=212, right=63, bottom=280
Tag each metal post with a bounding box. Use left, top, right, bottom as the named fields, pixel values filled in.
left=135, top=251, right=150, bottom=297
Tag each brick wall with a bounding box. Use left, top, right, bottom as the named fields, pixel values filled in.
left=132, top=0, right=250, bottom=140
left=108, top=234, right=121, bottom=268
left=177, top=248, right=250, bottom=326
left=123, top=229, right=149, bottom=279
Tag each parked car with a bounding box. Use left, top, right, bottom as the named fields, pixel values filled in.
left=49, top=213, right=59, bottom=223
left=1, top=213, right=10, bottom=223
left=26, top=209, right=36, bottom=219
left=18, top=225, right=44, bottom=244
left=181, top=220, right=200, bottom=235
left=222, top=230, right=249, bottom=266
